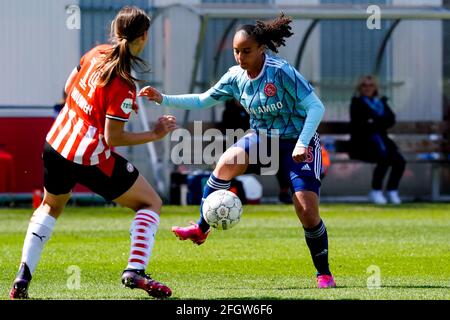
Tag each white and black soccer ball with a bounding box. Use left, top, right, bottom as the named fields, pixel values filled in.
left=202, top=190, right=243, bottom=230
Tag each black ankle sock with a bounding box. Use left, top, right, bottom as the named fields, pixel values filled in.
left=16, top=262, right=32, bottom=281
left=198, top=217, right=211, bottom=234
left=303, top=220, right=331, bottom=276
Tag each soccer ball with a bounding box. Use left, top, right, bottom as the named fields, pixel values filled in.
left=202, top=190, right=243, bottom=230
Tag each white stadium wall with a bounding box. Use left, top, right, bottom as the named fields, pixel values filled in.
left=392, top=0, right=443, bottom=121
left=0, top=0, right=80, bottom=115
left=276, top=0, right=321, bottom=94
left=150, top=2, right=204, bottom=121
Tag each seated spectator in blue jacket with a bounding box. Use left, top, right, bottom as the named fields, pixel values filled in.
left=349, top=75, right=406, bottom=205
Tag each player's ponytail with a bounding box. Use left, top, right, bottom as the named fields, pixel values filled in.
left=238, top=13, right=294, bottom=53
left=96, top=6, right=150, bottom=87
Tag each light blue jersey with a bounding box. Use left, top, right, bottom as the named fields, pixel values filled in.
left=160, top=53, right=325, bottom=147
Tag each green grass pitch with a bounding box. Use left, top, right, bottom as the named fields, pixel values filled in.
left=0, top=204, right=449, bottom=300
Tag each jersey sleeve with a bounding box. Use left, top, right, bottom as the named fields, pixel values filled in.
left=160, top=69, right=237, bottom=109
left=280, top=64, right=314, bottom=102
left=278, top=64, right=324, bottom=147
left=206, top=69, right=237, bottom=102
left=105, top=81, right=135, bottom=122
left=296, top=92, right=325, bottom=148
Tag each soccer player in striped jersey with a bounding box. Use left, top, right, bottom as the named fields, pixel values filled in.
left=10, top=7, right=175, bottom=299
left=139, top=14, right=336, bottom=289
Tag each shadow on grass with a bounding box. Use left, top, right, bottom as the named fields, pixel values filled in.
left=10, top=283, right=448, bottom=300
left=380, top=285, right=449, bottom=289
left=15, top=297, right=352, bottom=301
left=192, top=298, right=315, bottom=300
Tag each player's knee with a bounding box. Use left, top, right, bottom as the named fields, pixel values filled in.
left=219, top=148, right=247, bottom=165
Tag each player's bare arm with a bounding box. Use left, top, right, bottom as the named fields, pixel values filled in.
left=64, top=67, right=79, bottom=95
left=105, top=115, right=177, bottom=147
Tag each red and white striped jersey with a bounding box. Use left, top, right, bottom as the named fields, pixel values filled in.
left=46, top=45, right=136, bottom=166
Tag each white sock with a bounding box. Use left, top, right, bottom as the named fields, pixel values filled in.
left=126, top=209, right=160, bottom=270
left=21, top=210, right=56, bottom=274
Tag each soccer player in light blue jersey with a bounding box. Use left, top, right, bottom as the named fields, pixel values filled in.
left=139, top=14, right=336, bottom=288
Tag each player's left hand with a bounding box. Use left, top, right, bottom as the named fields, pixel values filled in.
left=292, top=146, right=308, bottom=163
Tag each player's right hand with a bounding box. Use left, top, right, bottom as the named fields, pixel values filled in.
left=292, top=146, right=308, bottom=164
left=138, top=86, right=163, bottom=104
left=152, top=115, right=177, bottom=140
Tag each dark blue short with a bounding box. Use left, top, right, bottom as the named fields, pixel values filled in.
left=232, top=131, right=322, bottom=195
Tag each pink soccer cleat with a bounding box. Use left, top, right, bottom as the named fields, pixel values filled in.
left=171, top=222, right=210, bottom=245
left=317, top=274, right=336, bottom=289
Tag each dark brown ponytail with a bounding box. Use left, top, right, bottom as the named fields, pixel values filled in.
left=96, top=6, right=151, bottom=87
left=238, top=13, right=293, bottom=53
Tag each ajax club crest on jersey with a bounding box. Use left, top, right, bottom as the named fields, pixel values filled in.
left=264, top=83, right=277, bottom=97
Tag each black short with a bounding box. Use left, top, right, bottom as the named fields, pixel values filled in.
left=43, top=142, right=139, bottom=201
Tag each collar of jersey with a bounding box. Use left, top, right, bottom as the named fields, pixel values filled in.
left=246, top=53, right=268, bottom=82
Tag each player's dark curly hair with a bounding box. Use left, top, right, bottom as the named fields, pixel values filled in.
left=237, top=13, right=293, bottom=53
